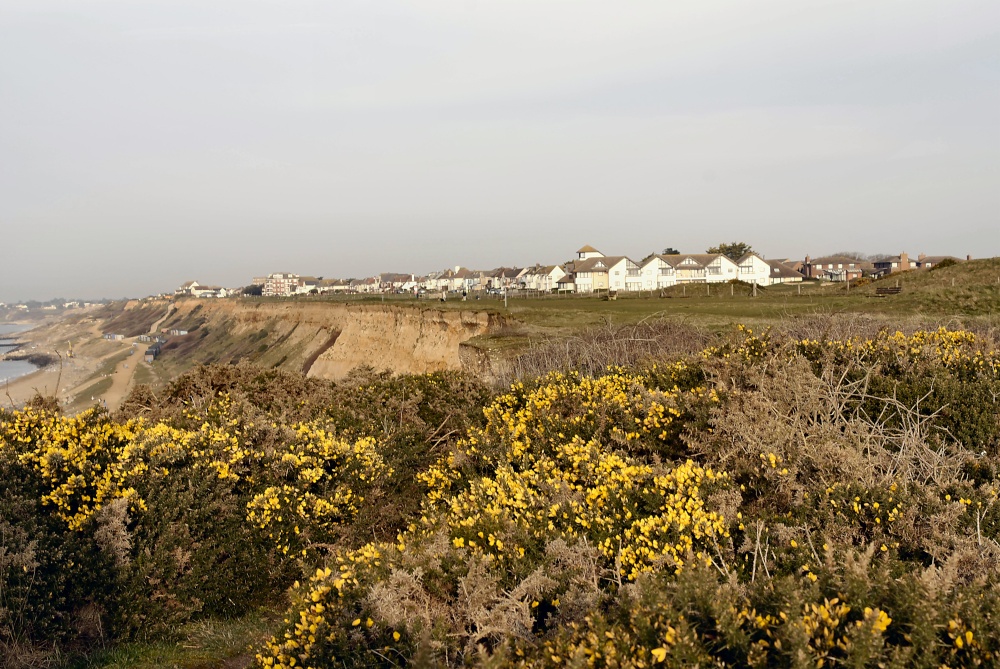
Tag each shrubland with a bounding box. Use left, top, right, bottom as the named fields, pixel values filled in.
left=2, top=321, right=999, bottom=668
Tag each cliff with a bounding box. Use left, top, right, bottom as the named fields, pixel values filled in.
left=148, top=299, right=500, bottom=381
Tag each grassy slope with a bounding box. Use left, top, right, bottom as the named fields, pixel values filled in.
left=71, top=612, right=280, bottom=669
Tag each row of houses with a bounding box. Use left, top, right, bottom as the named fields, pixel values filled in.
left=183, top=246, right=971, bottom=301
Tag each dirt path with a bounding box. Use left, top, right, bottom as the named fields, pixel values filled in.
left=148, top=304, right=174, bottom=334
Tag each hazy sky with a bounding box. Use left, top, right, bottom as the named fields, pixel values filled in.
left=2, top=0, right=998, bottom=301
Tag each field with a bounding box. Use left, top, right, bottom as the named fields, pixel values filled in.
left=2, top=260, right=1000, bottom=669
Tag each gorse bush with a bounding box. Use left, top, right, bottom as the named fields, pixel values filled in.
left=1, top=329, right=999, bottom=667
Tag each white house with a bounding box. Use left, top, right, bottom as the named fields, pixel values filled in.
left=664, top=254, right=739, bottom=283
left=766, top=260, right=805, bottom=284
left=521, top=265, right=567, bottom=292
left=737, top=253, right=772, bottom=285
left=607, top=257, right=642, bottom=292
left=638, top=255, right=678, bottom=290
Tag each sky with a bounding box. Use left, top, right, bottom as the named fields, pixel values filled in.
left=1, top=0, right=998, bottom=302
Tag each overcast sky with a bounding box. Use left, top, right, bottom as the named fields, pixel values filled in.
left=1, top=0, right=998, bottom=301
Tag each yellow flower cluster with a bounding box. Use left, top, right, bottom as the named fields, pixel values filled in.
left=1, top=398, right=388, bottom=550
left=0, top=408, right=145, bottom=529
left=247, top=426, right=388, bottom=554
left=795, top=327, right=1000, bottom=378
left=253, top=369, right=732, bottom=668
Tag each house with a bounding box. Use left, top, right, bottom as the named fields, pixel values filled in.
left=521, top=265, right=567, bottom=292
left=801, top=256, right=869, bottom=282
left=317, top=279, right=351, bottom=293
left=191, top=285, right=229, bottom=298
left=638, top=255, right=678, bottom=290
left=292, top=276, right=319, bottom=294
left=175, top=281, right=201, bottom=296
left=483, top=267, right=523, bottom=291
left=766, top=260, right=805, bottom=284
left=737, top=253, right=772, bottom=286
left=872, top=253, right=917, bottom=277
left=263, top=273, right=300, bottom=296
left=351, top=277, right=379, bottom=293
left=103, top=333, right=125, bottom=341
left=378, top=273, right=417, bottom=292
left=916, top=254, right=966, bottom=269
left=574, top=256, right=625, bottom=293
left=661, top=254, right=739, bottom=284
left=556, top=274, right=576, bottom=293
left=452, top=268, right=481, bottom=293
left=607, top=257, right=642, bottom=293
left=169, top=329, right=189, bottom=336
left=576, top=245, right=605, bottom=261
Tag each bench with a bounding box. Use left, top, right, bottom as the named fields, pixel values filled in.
left=874, top=286, right=902, bottom=296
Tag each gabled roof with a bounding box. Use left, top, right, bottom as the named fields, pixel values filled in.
left=919, top=255, right=961, bottom=264
left=574, top=256, right=625, bottom=273
left=737, top=252, right=766, bottom=264
left=766, top=260, right=804, bottom=279
left=657, top=253, right=726, bottom=268
left=807, top=256, right=870, bottom=266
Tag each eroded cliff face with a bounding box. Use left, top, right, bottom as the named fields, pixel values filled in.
left=154, top=299, right=497, bottom=380
left=306, top=306, right=492, bottom=379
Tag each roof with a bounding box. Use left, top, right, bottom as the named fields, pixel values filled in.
left=577, top=244, right=600, bottom=253
left=655, top=253, right=727, bottom=268
left=807, top=256, right=870, bottom=266
left=737, top=252, right=766, bottom=263
left=766, top=260, right=805, bottom=279
left=574, top=256, right=626, bottom=273
left=919, top=255, right=961, bottom=264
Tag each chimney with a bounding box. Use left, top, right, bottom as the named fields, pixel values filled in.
left=805, top=255, right=811, bottom=264
left=899, top=252, right=909, bottom=270
left=918, top=253, right=926, bottom=261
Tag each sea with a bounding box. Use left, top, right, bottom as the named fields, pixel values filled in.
left=0, top=323, right=38, bottom=384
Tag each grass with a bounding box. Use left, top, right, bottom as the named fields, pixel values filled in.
left=71, top=610, right=281, bottom=669
left=67, top=376, right=113, bottom=413
left=132, top=362, right=155, bottom=386
left=84, top=349, right=133, bottom=384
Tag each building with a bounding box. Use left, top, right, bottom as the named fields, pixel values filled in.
left=175, top=281, right=201, bottom=296
left=766, top=260, right=805, bottom=284
left=638, top=255, right=678, bottom=290
left=872, top=253, right=916, bottom=276
left=737, top=252, right=772, bottom=285
left=663, top=254, right=740, bottom=284
left=916, top=254, right=966, bottom=269
left=607, top=257, right=642, bottom=293
left=801, top=256, right=869, bottom=282
left=263, top=273, right=300, bottom=297
left=573, top=256, right=625, bottom=293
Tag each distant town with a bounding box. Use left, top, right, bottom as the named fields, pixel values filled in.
left=0, top=245, right=975, bottom=310
left=180, top=245, right=972, bottom=300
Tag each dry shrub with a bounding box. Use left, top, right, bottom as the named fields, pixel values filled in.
left=496, top=319, right=711, bottom=386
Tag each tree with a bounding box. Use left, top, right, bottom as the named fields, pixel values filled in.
left=242, top=284, right=263, bottom=296
left=662, top=247, right=680, bottom=255
left=706, top=242, right=753, bottom=261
